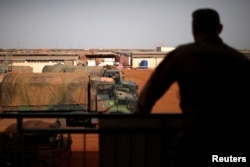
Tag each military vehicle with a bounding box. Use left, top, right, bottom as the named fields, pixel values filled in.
left=42, top=64, right=138, bottom=98
left=0, top=71, right=136, bottom=125
left=42, top=64, right=138, bottom=113
left=106, top=90, right=137, bottom=113
left=103, top=69, right=138, bottom=98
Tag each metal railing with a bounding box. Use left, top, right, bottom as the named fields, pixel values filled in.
left=0, top=111, right=183, bottom=167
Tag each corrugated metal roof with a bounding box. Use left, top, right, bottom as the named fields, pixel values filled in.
left=0, top=52, right=78, bottom=61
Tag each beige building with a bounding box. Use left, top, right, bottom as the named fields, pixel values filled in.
left=0, top=52, right=79, bottom=73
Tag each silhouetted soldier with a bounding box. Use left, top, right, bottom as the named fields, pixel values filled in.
left=136, top=8, right=250, bottom=166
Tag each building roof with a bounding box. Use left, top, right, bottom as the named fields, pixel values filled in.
left=131, top=51, right=168, bottom=58
left=85, top=52, right=118, bottom=58
left=0, top=52, right=79, bottom=61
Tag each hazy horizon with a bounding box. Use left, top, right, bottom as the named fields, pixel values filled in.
left=1, top=0, right=250, bottom=50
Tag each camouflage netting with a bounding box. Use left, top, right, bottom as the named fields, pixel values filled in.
left=0, top=72, right=89, bottom=110
left=42, top=64, right=104, bottom=77
left=82, top=66, right=104, bottom=76
left=105, top=65, right=118, bottom=70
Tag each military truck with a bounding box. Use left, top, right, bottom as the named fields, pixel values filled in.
left=42, top=64, right=138, bottom=113
left=106, top=90, right=137, bottom=113
left=103, top=69, right=138, bottom=98
left=42, top=64, right=138, bottom=98
left=0, top=71, right=136, bottom=126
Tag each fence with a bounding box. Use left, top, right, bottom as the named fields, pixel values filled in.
left=0, top=112, right=183, bottom=167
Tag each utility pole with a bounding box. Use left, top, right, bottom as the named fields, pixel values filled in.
left=4, top=51, right=12, bottom=73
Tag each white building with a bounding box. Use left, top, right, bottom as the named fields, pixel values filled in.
left=130, top=51, right=168, bottom=69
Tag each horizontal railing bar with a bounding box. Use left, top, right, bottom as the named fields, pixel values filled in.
left=22, top=127, right=180, bottom=134
left=0, top=112, right=183, bottom=118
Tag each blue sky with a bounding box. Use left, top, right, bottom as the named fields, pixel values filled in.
left=0, top=0, right=249, bottom=49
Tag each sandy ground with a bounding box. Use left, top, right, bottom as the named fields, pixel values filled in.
left=66, top=69, right=182, bottom=167
left=124, top=69, right=181, bottom=113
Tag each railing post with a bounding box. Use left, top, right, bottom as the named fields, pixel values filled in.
left=17, top=117, right=24, bottom=167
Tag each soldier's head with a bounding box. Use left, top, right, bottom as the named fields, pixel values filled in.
left=192, top=8, right=223, bottom=42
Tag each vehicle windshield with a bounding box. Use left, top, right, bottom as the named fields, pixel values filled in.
left=96, top=84, right=114, bottom=94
